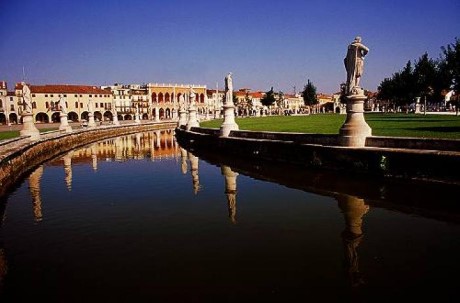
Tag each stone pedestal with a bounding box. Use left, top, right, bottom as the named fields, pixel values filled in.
left=112, top=112, right=120, bottom=126
left=87, top=112, right=96, bottom=128
left=186, top=103, right=200, bottom=130
left=415, top=97, right=421, bottom=114
left=339, top=92, right=372, bottom=147
left=20, top=113, right=40, bottom=140
left=178, top=109, right=187, bottom=127
left=59, top=113, right=72, bottom=133
left=155, top=107, right=160, bottom=122
left=220, top=104, right=239, bottom=136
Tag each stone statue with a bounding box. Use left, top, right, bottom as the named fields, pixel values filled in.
left=179, top=94, right=185, bottom=110
left=225, top=72, right=233, bottom=105
left=21, top=82, right=33, bottom=114
left=189, top=86, right=196, bottom=104
left=344, top=36, right=369, bottom=95
left=87, top=99, right=94, bottom=112
left=58, top=97, right=67, bottom=114
left=225, top=72, right=233, bottom=92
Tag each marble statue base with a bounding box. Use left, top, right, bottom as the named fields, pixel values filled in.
left=339, top=93, right=372, bottom=147
left=220, top=104, right=239, bottom=137
left=178, top=110, right=187, bottom=127
left=87, top=113, right=97, bottom=128
left=186, top=107, right=200, bottom=130
left=20, top=113, right=40, bottom=140
left=112, top=114, right=120, bottom=126
left=59, top=114, right=73, bottom=133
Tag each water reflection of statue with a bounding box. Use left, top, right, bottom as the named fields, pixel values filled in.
left=221, top=165, right=238, bottom=224
left=189, top=152, right=200, bottom=194
left=28, top=165, right=44, bottom=222
left=22, top=82, right=33, bottom=114
left=63, top=151, right=73, bottom=191
left=337, top=195, right=369, bottom=288
left=344, top=36, right=369, bottom=95
left=180, top=148, right=188, bottom=174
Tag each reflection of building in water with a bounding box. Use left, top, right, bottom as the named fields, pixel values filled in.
left=28, top=165, right=44, bottom=222
left=63, top=151, right=73, bottom=191
left=180, top=148, right=188, bottom=175
left=47, top=130, right=179, bottom=166
left=337, top=195, right=369, bottom=288
left=221, top=165, right=238, bottom=224
left=189, top=152, right=201, bottom=194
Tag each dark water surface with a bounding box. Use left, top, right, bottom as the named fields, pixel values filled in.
left=0, top=130, right=459, bottom=302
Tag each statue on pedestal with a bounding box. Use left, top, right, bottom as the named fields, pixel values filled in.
left=344, top=36, right=369, bottom=95
left=21, top=82, right=33, bottom=114
left=58, top=97, right=67, bottom=114
left=225, top=72, right=233, bottom=104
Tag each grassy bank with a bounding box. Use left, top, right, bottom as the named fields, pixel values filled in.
left=200, top=113, right=460, bottom=139
left=0, top=128, right=58, bottom=141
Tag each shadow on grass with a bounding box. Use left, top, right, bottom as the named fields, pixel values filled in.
left=406, top=126, right=460, bottom=133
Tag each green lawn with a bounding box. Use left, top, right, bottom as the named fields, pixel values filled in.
left=200, top=114, right=460, bottom=139
left=0, top=128, right=58, bottom=141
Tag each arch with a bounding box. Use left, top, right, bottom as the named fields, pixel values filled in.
left=94, top=111, right=102, bottom=122
left=159, top=108, right=165, bottom=119
left=151, top=92, right=157, bottom=103
left=67, top=111, right=78, bottom=122
left=51, top=112, right=60, bottom=123
left=35, top=112, right=50, bottom=123
left=165, top=108, right=171, bottom=119
left=178, top=93, right=182, bottom=100
left=124, top=114, right=132, bottom=120
left=200, top=93, right=205, bottom=103
left=171, top=93, right=175, bottom=103
left=117, top=114, right=123, bottom=121
left=45, top=101, right=50, bottom=109
left=142, top=113, right=148, bottom=120
left=165, top=92, right=170, bottom=102
left=0, top=113, right=6, bottom=125
left=81, top=111, right=89, bottom=121
left=158, top=92, right=164, bottom=103
left=103, top=111, right=113, bottom=121
left=335, top=106, right=341, bottom=114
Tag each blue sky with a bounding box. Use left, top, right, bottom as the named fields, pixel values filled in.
left=0, top=0, right=458, bottom=94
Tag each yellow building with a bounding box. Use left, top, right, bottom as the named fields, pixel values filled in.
left=14, top=83, right=113, bottom=123
left=148, top=83, right=207, bottom=119
left=0, top=81, right=20, bottom=124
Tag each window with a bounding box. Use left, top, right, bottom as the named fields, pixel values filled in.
left=32, top=102, right=36, bottom=109
left=95, top=95, right=97, bottom=98
left=75, top=102, right=78, bottom=108
left=99, top=95, right=102, bottom=97
left=79, top=95, right=82, bottom=97
left=51, top=102, right=54, bottom=107
left=75, top=94, right=78, bottom=98
left=50, top=94, right=54, bottom=97
left=45, top=94, right=48, bottom=97
left=66, top=102, right=68, bottom=108
left=64, top=94, right=67, bottom=97
left=10, top=97, right=13, bottom=101
left=32, top=94, right=36, bottom=97
left=80, top=102, right=83, bottom=108
left=0, top=100, right=3, bottom=107
left=89, top=95, right=92, bottom=97
left=100, top=103, right=103, bottom=108
left=10, top=105, right=14, bottom=111
left=95, top=103, right=98, bottom=108
left=46, top=102, right=49, bottom=108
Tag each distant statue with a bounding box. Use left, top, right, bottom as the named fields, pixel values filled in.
left=21, top=82, right=33, bottom=114
left=225, top=72, right=233, bottom=104
left=87, top=99, right=94, bottom=112
left=225, top=72, right=233, bottom=92
left=189, top=86, right=196, bottom=104
left=344, top=36, right=369, bottom=95
left=179, top=94, right=185, bottom=110
left=58, top=97, right=67, bottom=114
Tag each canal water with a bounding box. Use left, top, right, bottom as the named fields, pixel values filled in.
left=0, top=130, right=459, bottom=302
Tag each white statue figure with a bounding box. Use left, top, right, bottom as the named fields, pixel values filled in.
left=179, top=94, right=185, bottom=110
left=87, top=99, right=94, bottom=112
left=21, top=82, right=33, bottom=114
left=344, top=36, right=369, bottom=95
left=189, top=86, right=196, bottom=104
left=58, top=97, right=67, bottom=114
left=225, top=72, right=233, bottom=92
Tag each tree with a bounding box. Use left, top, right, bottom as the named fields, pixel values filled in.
left=414, top=53, right=437, bottom=102
left=302, top=79, right=318, bottom=106
left=261, top=87, right=276, bottom=107
left=441, top=37, right=460, bottom=92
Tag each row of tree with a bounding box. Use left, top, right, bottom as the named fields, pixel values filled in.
left=378, top=38, right=460, bottom=106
